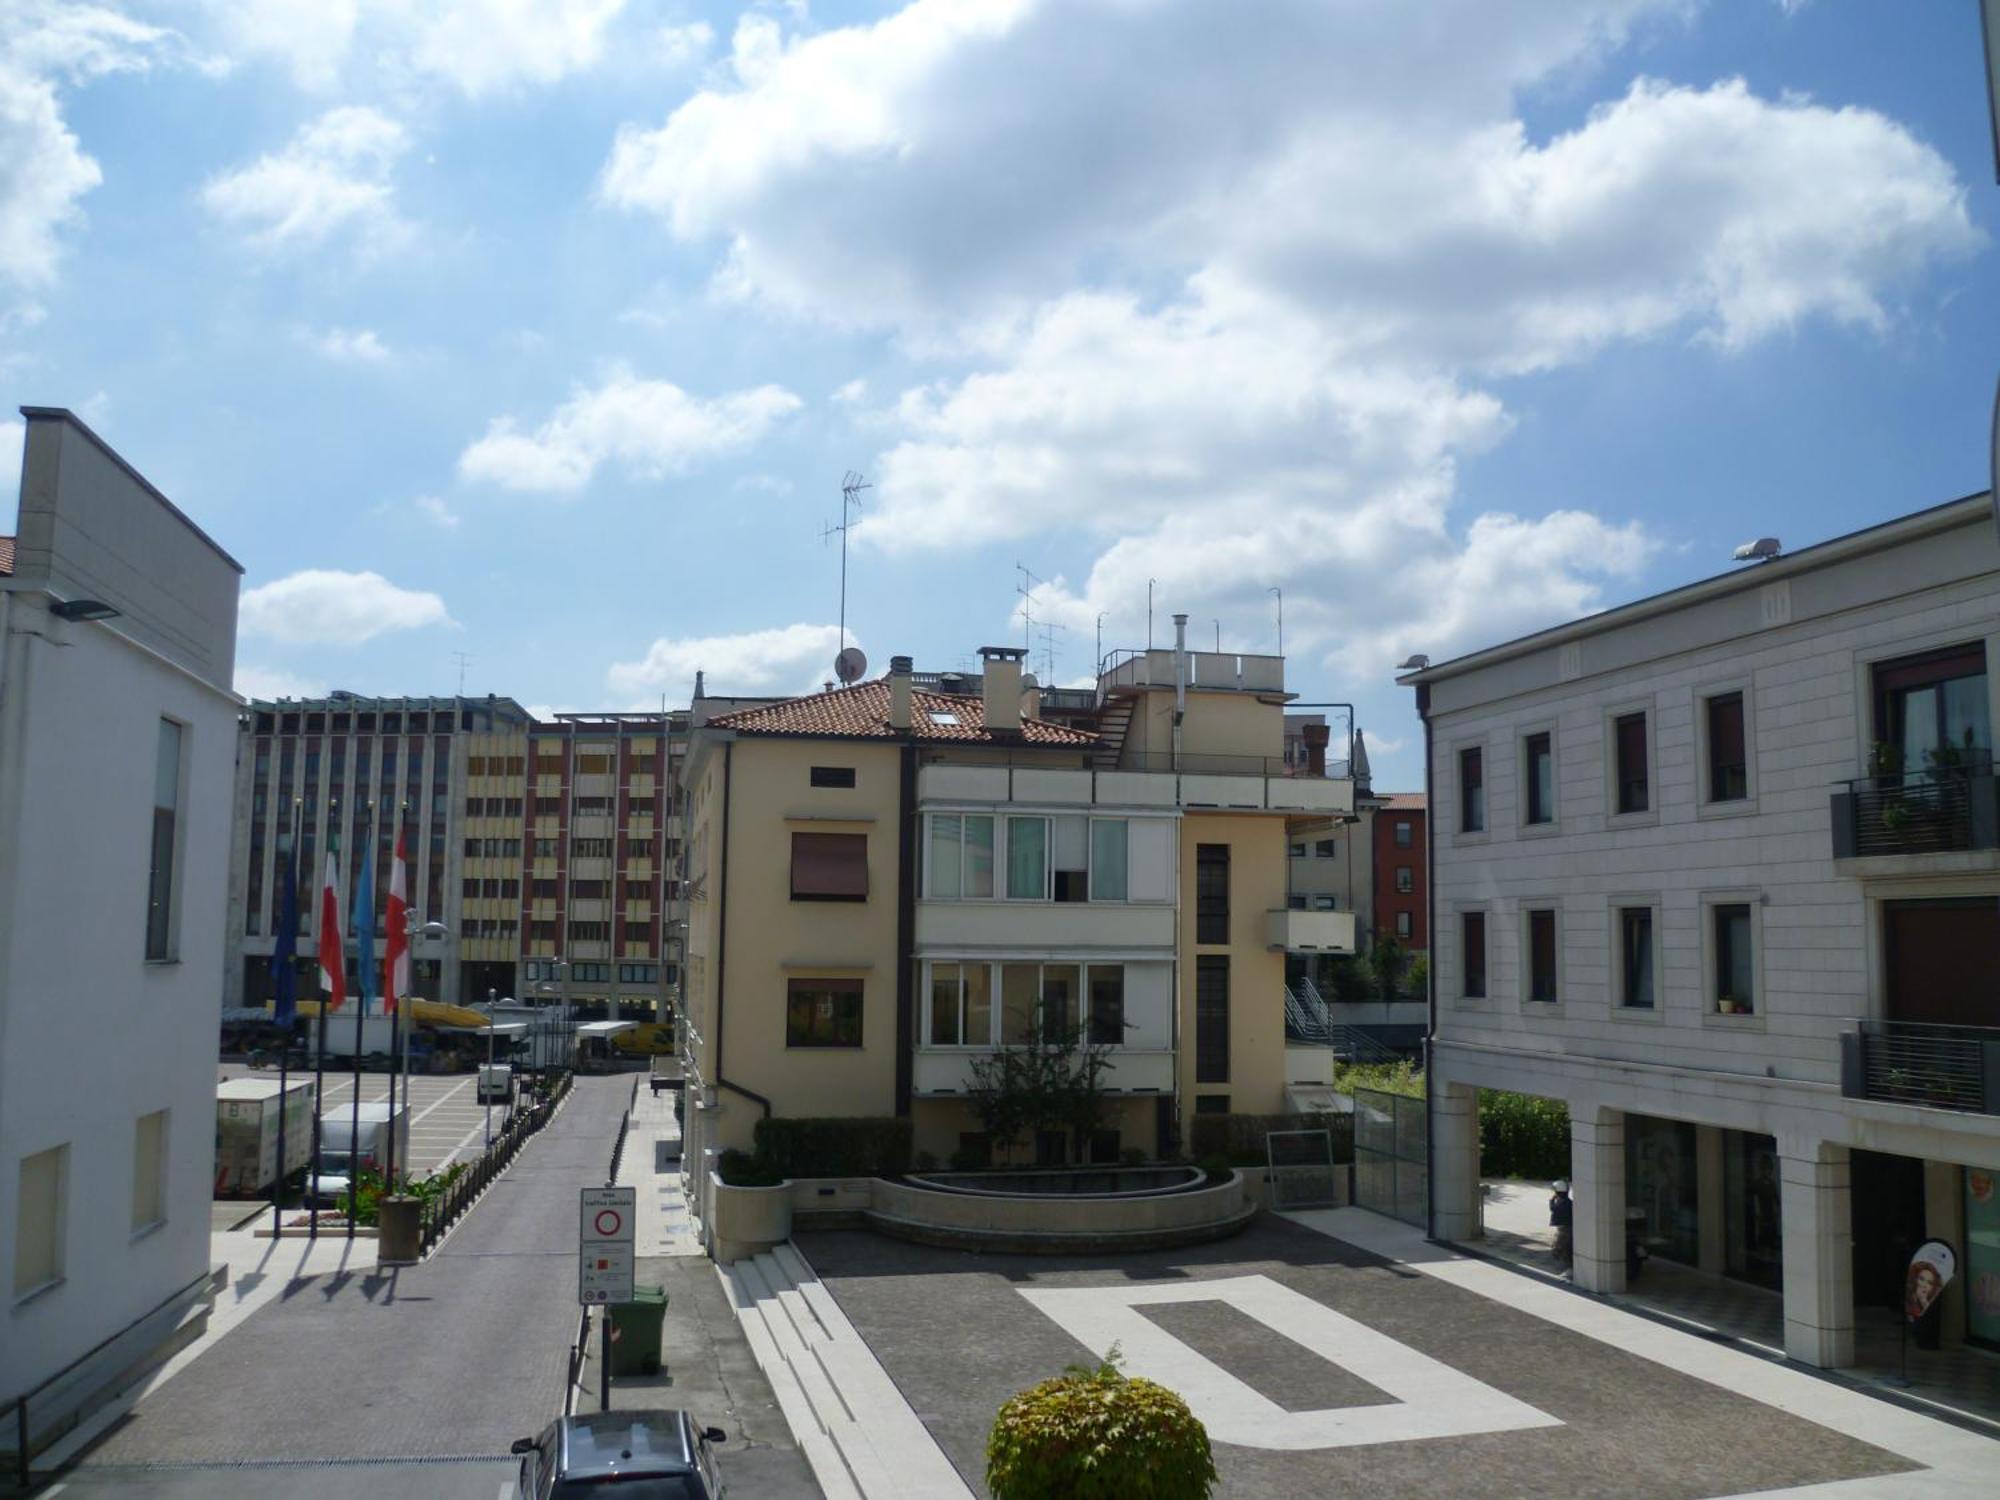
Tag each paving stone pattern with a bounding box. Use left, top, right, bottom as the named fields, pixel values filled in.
left=796, top=1217, right=1920, bottom=1500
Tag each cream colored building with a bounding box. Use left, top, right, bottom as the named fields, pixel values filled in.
left=678, top=621, right=1354, bottom=1195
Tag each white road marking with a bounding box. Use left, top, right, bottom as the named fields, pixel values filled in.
left=407, top=1077, right=474, bottom=1127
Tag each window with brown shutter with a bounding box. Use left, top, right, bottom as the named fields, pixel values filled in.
left=791, top=832, right=868, bottom=900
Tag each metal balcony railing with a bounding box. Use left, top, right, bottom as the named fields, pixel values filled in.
left=1831, top=753, right=1998, bottom=858
left=1840, top=1019, right=2000, bottom=1115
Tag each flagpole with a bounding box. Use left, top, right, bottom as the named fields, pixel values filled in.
left=349, top=800, right=371, bottom=1241
left=270, top=799, right=303, bottom=1238
left=388, top=801, right=406, bottom=1189
left=310, top=800, right=332, bottom=1245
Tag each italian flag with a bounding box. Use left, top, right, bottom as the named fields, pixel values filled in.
left=318, top=850, right=347, bottom=1011
left=384, top=830, right=410, bottom=1015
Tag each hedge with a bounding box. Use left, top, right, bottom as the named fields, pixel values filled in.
left=1188, top=1112, right=1354, bottom=1169
left=1478, top=1090, right=1570, bottom=1180
left=752, top=1116, right=914, bottom=1178
left=988, top=1356, right=1216, bottom=1500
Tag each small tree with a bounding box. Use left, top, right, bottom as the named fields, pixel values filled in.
left=1403, top=954, right=1429, bottom=999
left=988, top=1352, right=1216, bottom=1500
left=1366, top=932, right=1407, bottom=1000
left=967, top=1014, right=1116, bottom=1165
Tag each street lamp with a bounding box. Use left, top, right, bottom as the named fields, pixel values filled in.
left=484, top=987, right=498, bottom=1148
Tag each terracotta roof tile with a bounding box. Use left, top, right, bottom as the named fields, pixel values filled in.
left=0, top=536, right=12, bottom=576
left=710, top=677, right=1096, bottom=746
left=1377, top=792, right=1426, bottom=811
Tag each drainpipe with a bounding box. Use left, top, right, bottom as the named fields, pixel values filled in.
left=713, top=738, right=771, bottom=1124
left=1415, top=680, right=1438, bottom=1240
left=1172, top=613, right=1188, bottom=772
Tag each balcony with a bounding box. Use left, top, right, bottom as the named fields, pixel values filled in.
left=917, top=759, right=1352, bottom=817
left=914, top=1047, right=1174, bottom=1097
left=1267, top=908, right=1355, bottom=953
left=1831, top=755, right=1998, bottom=861
left=1840, top=1020, right=2000, bottom=1116
left=1099, top=648, right=1285, bottom=695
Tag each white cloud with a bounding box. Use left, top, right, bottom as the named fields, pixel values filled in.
left=458, top=367, right=802, bottom=494
left=408, top=0, right=627, bottom=97
left=239, top=568, right=452, bottom=644
left=411, top=494, right=458, bottom=529
left=0, top=415, right=22, bottom=502
left=732, top=472, right=792, bottom=497
left=607, top=622, right=850, bottom=700
left=830, top=377, right=867, bottom=405
left=306, top=325, right=391, bottom=362
left=652, top=20, right=714, bottom=70
left=202, top=106, right=410, bottom=258
left=234, top=662, right=329, bottom=701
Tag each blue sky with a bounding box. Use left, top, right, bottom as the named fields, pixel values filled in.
left=1, top=0, right=1994, bottom=791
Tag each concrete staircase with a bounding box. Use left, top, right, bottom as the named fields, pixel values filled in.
left=718, top=1244, right=973, bottom=1500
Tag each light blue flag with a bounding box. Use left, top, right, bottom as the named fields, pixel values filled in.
left=351, top=814, right=377, bottom=1015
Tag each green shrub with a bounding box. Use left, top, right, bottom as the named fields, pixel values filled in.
left=1478, top=1090, right=1570, bottom=1179
left=1187, top=1112, right=1354, bottom=1168
left=1333, top=1060, right=1425, bottom=1098
left=718, top=1148, right=784, bottom=1187
left=753, top=1116, right=913, bottom=1178
left=987, top=1353, right=1217, bottom=1500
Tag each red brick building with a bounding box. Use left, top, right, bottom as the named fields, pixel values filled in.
left=1371, top=792, right=1426, bottom=952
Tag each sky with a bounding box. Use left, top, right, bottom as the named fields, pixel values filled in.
left=1, top=0, right=1995, bottom=792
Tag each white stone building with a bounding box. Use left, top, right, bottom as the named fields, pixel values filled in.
left=1407, top=490, right=2000, bottom=1368
left=0, top=410, right=241, bottom=1453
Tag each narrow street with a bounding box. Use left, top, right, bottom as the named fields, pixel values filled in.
left=52, top=1076, right=633, bottom=1497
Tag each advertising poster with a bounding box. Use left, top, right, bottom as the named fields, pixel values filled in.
left=1966, top=1170, right=2000, bottom=1347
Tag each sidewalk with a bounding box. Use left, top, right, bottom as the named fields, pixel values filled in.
left=616, top=1083, right=700, bottom=1256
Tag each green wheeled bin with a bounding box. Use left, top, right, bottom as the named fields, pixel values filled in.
left=611, top=1285, right=668, bottom=1376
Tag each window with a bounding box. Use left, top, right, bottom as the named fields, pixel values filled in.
left=1715, top=903, right=1754, bottom=1013
left=146, top=719, right=184, bottom=959
left=1005, top=817, right=1048, bottom=900
left=1001, top=963, right=1041, bottom=1044
left=1194, top=1095, right=1230, bottom=1116
left=534, top=839, right=558, bottom=858
left=1196, top=844, right=1230, bottom=944
left=1052, top=815, right=1089, bottom=902
left=1195, top=955, right=1229, bottom=1083
left=928, top=962, right=993, bottom=1047
left=1462, top=912, right=1486, bottom=998
left=810, top=765, right=857, bottom=788
left=132, top=1110, right=168, bottom=1233
left=1524, top=733, right=1554, bottom=825
left=618, top=964, right=657, bottom=984
left=1088, top=965, right=1125, bottom=1045
left=926, top=814, right=994, bottom=899
left=1395, top=911, right=1413, bottom=939
left=1313, top=896, right=1336, bottom=911
left=14, top=1143, right=66, bottom=1298
left=1395, top=866, right=1413, bottom=894
left=1615, top=712, right=1649, bottom=814
left=1459, top=747, right=1485, bottom=833
left=1288, top=894, right=1308, bottom=910
left=568, top=921, right=609, bottom=942
left=787, top=978, right=864, bottom=1047
left=1289, top=841, right=1307, bottom=857
left=1706, top=692, right=1748, bottom=802
left=1527, top=909, right=1558, bottom=1003
left=1394, top=820, right=1413, bottom=848
left=1313, top=838, right=1336, bottom=857
left=791, top=832, right=868, bottom=900
left=1620, top=908, right=1654, bottom=1009
left=1875, top=644, right=1990, bottom=776
left=1040, top=964, right=1081, bottom=1039
left=534, top=797, right=562, bottom=816
left=572, top=838, right=612, bottom=858
left=1090, top=819, right=1129, bottom=902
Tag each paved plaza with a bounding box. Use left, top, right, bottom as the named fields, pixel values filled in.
left=217, top=1063, right=515, bottom=1180
left=794, top=1208, right=2000, bottom=1498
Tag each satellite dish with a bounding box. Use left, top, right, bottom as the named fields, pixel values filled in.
left=834, top=646, right=868, bottom=684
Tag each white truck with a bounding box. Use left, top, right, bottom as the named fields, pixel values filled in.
left=476, top=1063, right=514, bottom=1105
left=308, top=1101, right=412, bottom=1205
left=214, top=1078, right=316, bottom=1195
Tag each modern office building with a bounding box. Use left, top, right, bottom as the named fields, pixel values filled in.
left=677, top=626, right=1356, bottom=1189
left=227, top=701, right=690, bottom=1020
left=1408, top=488, right=2000, bottom=1368
left=0, top=410, right=241, bottom=1456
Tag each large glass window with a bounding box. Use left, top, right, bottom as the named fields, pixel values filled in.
left=1001, top=964, right=1041, bottom=1045
left=786, top=978, right=863, bottom=1047
left=1052, top=815, right=1089, bottom=902
left=928, top=962, right=994, bottom=1047
left=1615, top=712, right=1649, bottom=814
left=1626, top=1117, right=1698, bottom=1266
left=1527, top=909, right=1558, bottom=1002
left=1090, top=820, right=1129, bottom=902
left=1006, top=817, right=1048, bottom=900
left=1706, top=693, right=1748, bottom=802
left=1620, top=907, right=1654, bottom=1009
left=1041, top=963, right=1080, bottom=1039
left=1459, top=747, right=1485, bottom=832
left=1875, top=644, right=1990, bottom=779
left=146, top=719, right=184, bottom=960
left=1196, top=844, right=1230, bottom=943
left=1714, top=903, right=1753, bottom=1013
left=1088, top=965, right=1125, bottom=1045
left=1524, top=732, right=1553, bottom=825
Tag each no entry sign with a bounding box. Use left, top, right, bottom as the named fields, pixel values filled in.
left=579, top=1186, right=636, bottom=1305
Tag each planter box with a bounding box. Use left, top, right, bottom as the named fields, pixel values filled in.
left=709, top=1172, right=794, bottom=1264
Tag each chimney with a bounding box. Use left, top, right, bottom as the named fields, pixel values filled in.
left=1020, top=672, right=1042, bottom=722
left=979, top=646, right=1026, bottom=735
left=1302, top=720, right=1329, bottom=778
left=888, top=655, right=913, bottom=731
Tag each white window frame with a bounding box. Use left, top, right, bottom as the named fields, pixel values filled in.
left=1394, top=910, right=1413, bottom=939
left=132, top=1109, right=169, bottom=1237
left=1087, top=816, right=1130, bottom=903
left=1608, top=895, right=1664, bottom=1023
left=1695, top=679, right=1758, bottom=819
left=925, top=811, right=998, bottom=901
left=925, top=959, right=997, bottom=1049
left=1603, top=700, right=1660, bottom=829
left=1518, top=722, right=1560, bottom=836
left=1700, top=889, right=1765, bottom=1029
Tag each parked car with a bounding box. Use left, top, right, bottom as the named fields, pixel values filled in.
left=513, top=1411, right=726, bottom=1498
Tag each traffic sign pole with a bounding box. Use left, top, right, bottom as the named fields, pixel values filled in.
left=579, top=1186, right=637, bottom=1406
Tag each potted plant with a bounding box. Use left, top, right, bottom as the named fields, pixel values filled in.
left=1715, top=994, right=1747, bottom=1016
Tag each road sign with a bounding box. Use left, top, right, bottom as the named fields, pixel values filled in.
left=579, top=1186, right=636, bottom=1305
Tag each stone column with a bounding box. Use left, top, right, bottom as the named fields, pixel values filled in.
left=1924, top=1158, right=1965, bottom=1349
left=1572, top=1105, right=1626, bottom=1294
left=1696, top=1125, right=1726, bottom=1274
left=1780, top=1141, right=1854, bottom=1368
left=1430, top=1079, right=1482, bottom=1241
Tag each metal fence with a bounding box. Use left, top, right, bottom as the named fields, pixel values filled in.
left=1352, top=1086, right=1426, bottom=1227
left=1264, top=1128, right=1341, bottom=1209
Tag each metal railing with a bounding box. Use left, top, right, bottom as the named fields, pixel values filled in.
left=1284, top=983, right=1329, bottom=1044
left=1832, top=753, right=1996, bottom=857
left=1842, top=1019, right=2000, bottom=1115
left=416, top=1069, right=573, bottom=1256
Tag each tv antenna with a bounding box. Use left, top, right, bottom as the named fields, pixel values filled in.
left=1036, top=620, right=1065, bottom=683
left=452, top=651, right=471, bottom=694
left=1015, top=563, right=1042, bottom=653
left=823, top=471, right=871, bottom=653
